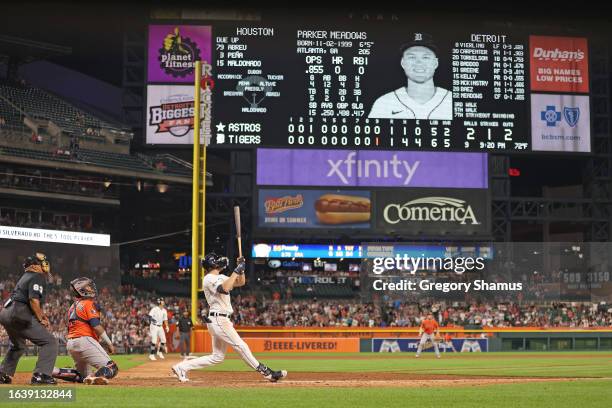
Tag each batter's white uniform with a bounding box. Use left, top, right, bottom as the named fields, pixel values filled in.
left=148, top=306, right=167, bottom=344
left=179, top=273, right=261, bottom=371
left=368, top=86, right=453, bottom=120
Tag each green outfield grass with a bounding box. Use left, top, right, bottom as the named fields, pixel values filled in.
left=207, top=351, right=612, bottom=378
left=1, top=381, right=611, bottom=408
left=3, top=352, right=611, bottom=408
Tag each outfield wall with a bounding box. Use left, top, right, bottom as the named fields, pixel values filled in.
left=186, top=327, right=612, bottom=353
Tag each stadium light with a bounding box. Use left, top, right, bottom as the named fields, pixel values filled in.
left=156, top=182, right=169, bottom=193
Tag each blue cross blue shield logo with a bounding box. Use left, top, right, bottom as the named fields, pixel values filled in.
left=563, top=107, right=580, bottom=128
left=541, top=106, right=562, bottom=127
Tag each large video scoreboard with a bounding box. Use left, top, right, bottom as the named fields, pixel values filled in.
left=146, top=17, right=591, bottom=153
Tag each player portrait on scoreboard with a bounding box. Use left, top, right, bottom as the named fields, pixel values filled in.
left=368, top=32, right=453, bottom=121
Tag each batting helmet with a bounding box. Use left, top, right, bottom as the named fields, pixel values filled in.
left=70, top=277, right=97, bottom=298
left=201, top=252, right=229, bottom=271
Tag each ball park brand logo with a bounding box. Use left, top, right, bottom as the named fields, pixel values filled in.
left=149, top=93, right=194, bottom=137
left=383, top=197, right=479, bottom=225
left=263, top=340, right=338, bottom=351
left=264, top=194, right=304, bottom=214
left=158, top=27, right=201, bottom=78
left=541, top=105, right=580, bottom=128
left=532, top=47, right=585, bottom=62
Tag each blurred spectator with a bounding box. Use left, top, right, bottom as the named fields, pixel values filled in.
left=1, top=279, right=611, bottom=351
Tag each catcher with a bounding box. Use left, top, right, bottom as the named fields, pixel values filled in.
left=52, top=277, right=118, bottom=385
left=415, top=312, right=441, bottom=358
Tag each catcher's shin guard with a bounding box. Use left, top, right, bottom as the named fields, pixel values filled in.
left=94, top=361, right=118, bottom=379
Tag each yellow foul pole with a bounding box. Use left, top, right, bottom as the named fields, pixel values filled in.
left=191, top=61, right=202, bottom=324
left=200, top=62, right=210, bottom=293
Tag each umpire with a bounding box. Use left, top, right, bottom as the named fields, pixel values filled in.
left=0, top=253, right=58, bottom=385
left=177, top=310, right=193, bottom=358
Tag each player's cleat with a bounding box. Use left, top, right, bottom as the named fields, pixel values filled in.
left=31, top=373, right=57, bottom=385
left=157, top=351, right=165, bottom=359
left=149, top=354, right=157, bottom=361
left=84, top=375, right=109, bottom=385
left=264, top=370, right=287, bottom=383
left=0, top=372, right=12, bottom=384
left=171, top=364, right=189, bottom=383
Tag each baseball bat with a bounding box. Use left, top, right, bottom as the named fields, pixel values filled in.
left=233, top=206, right=242, bottom=258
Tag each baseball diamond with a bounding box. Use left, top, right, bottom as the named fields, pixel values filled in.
left=1, top=352, right=611, bottom=408
left=1, top=2, right=612, bottom=408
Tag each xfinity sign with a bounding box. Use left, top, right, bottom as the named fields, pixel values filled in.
left=375, top=189, right=490, bottom=236
left=383, top=197, right=479, bottom=225
left=326, top=152, right=419, bottom=185
left=257, top=149, right=488, bottom=189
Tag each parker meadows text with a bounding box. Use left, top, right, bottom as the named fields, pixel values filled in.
left=370, top=255, right=523, bottom=293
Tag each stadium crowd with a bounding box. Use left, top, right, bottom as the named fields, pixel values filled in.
left=1, top=274, right=612, bottom=353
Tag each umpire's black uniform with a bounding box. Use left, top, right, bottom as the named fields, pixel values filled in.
left=0, top=254, right=58, bottom=383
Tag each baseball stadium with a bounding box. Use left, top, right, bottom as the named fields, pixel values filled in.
left=1, top=2, right=612, bottom=408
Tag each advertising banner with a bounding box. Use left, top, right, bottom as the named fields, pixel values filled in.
left=250, top=243, right=493, bottom=259
left=529, top=36, right=589, bottom=93
left=147, top=25, right=212, bottom=83
left=195, top=335, right=360, bottom=353
left=146, top=85, right=202, bottom=144
left=530, top=94, right=591, bottom=152
left=252, top=243, right=363, bottom=259
left=0, top=225, right=110, bottom=247
left=373, top=338, right=488, bottom=353
left=239, top=338, right=360, bottom=353
left=256, top=149, right=488, bottom=188
left=258, top=189, right=371, bottom=229
left=375, top=188, right=490, bottom=236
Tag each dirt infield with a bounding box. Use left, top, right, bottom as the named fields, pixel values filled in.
left=7, top=356, right=593, bottom=388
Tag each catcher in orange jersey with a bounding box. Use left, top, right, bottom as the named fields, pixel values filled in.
left=52, top=278, right=118, bottom=385
left=415, top=313, right=441, bottom=358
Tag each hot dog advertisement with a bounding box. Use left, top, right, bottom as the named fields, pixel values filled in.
left=258, top=189, right=371, bottom=229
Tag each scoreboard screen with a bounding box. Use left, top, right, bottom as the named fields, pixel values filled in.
left=146, top=17, right=591, bottom=153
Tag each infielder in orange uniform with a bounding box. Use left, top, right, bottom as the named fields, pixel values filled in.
left=52, top=277, right=118, bottom=385
left=442, top=332, right=457, bottom=353
left=415, top=313, right=441, bottom=358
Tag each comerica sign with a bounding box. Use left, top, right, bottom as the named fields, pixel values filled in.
left=382, top=197, right=480, bottom=225
left=375, top=189, right=490, bottom=236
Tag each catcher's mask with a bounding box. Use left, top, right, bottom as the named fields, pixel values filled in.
left=201, top=252, right=229, bottom=271
left=70, top=277, right=97, bottom=298
left=23, top=253, right=51, bottom=277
